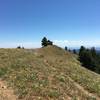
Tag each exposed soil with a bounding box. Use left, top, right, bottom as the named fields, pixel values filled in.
left=0, top=79, right=17, bottom=100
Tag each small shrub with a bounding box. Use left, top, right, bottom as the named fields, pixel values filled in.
left=47, top=90, right=60, bottom=98
left=0, top=67, right=7, bottom=77
left=17, top=46, right=21, bottom=49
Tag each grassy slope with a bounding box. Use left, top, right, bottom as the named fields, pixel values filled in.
left=0, top=46, right=100, bottom=100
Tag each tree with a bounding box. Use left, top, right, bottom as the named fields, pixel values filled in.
left=47, top=40, right=53, bottom=45
left=91, top=47, right=96, bottom=56
left=73, top=49, right=77, bottom=54
left=68, top=49, right=71, bottom=52
left=41, top=37, right=48, bottom=47
left=65, top=46, right=68, bottom=51
left=78, top=46, right=100, bottom=74
left=17, top=46, right=21, bottom=49
left=41, top=37, right=53, bottom=47
left=79, top=46, right=100, bottom=73
left=80, top=49, right=95, bottom=70
left=79, top=46, right=86, bottom=56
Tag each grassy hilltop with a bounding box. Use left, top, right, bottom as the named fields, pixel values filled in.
left=0, top=45, right=100, bottom=100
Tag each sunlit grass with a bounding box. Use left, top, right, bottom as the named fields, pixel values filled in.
left=0, top=46, right=100, bottom=100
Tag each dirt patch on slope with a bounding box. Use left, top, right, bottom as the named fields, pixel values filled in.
left=0, top=79, right=17, bottom=100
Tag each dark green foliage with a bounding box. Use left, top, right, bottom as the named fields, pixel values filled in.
left=17, top=46, right=21, bottom=49
left=73, top=49, right=77, bottom=54
left=91, top=47, right=96, bottom=56
left=80, top=49, right=94, bottom=70
left=68, top=49, right=71, bottom=52
left=17, top=46, right=24, bottom=49
left=41, top=37, right=53, bottom=47
left=79, top=46, right=100, bottom=74
left=79, top=46, right=86, bottom=56
left=65, top=46, right=68, bottom=51
left=41, top=37, right=48, bottom=47
left=48, top=40, right=53, bottom=45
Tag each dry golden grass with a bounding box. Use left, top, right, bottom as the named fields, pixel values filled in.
left=0, top=45, right=100, bottom=100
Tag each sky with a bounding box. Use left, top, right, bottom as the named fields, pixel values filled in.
left=0, top=0, right=100, bottom=48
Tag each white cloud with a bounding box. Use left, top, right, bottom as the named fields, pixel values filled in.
left=0, top=42, right=41, bottom=48
left=0, top=40, right=100, bottom=48
left=53, top=40, right=100, bottom=47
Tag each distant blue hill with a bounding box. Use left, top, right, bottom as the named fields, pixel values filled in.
left=64, top=47, right=100, bottom=54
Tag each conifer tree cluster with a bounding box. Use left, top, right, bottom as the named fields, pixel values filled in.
left=41, top=37, right=53, bottom=47
left=79, top=46, right=100, bottom=74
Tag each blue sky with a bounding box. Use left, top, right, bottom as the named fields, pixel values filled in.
left=0, top=0, right=100, bottom=48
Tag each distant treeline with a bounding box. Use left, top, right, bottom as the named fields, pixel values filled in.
left=65, top=46, right=100, bottom=74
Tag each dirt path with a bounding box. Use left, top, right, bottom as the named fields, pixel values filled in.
left=0, top=79, right=17, bottom=100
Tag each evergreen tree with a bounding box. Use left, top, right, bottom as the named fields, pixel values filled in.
left=79, top=46, right=86, bottom=56
left=73, top=49, right=77, bottom=54
left=17, top=46, right=21, bottom=49
left=80, top=49, right=95, bottom=70
left=41, top=37, right=48, bottom=47
left=68, top=49, right=71, bottom=52
left=91, top=47, right=96, bottom=56
left=47, top=40, right=53, bottom=45
left=79, top=46, right=100, bottom=74
left=65, top=46, right=68, bottom=51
